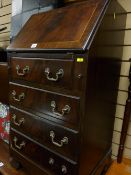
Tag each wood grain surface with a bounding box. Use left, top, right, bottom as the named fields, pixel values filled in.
left=7, top=0, right=109, bottom=51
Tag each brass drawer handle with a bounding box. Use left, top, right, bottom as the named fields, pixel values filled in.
left=12, top=90, right=25, bottom=102
left=13, top=137, right=26, bottom=150
left=51, top=101, right=71, bottom=117
left=16, top=65, right=30, bottom=76
left=50, top=131, right=68, bottom=147
left=12, top=114, right=25, bottom=126
left=45, top=67, right=64, bottom=81
left=62, top=165, right=67, bottom=174
left=49, top=157, right=55, bottom=166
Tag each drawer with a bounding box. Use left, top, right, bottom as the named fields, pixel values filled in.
left=10, top=57, right=85, bottom=95
left=10, top=150, right=50, bottom=175
left=10, top=130, right=78, bottom=175
left=10, top=108, right=79, bottom=161
left=9, top=83, right=80, bottom=127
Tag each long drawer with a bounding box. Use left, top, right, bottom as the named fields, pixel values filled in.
left=10, top=107, right=79, bottom=161
left=9, top=83, right=80, bottom=127
left=10, top=57, right=86, bottom=95
left=10, top=149, right=50, bottom=175
left=10, top=130, right=78, bottom=175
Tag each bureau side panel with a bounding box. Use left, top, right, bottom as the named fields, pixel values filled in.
left=79, top=0, right=126, bottom=174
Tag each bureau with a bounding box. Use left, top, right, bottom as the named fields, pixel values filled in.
left=7, top=0, right=126, bottom=174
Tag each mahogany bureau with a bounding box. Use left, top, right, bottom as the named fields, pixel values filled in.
left=7, top=0, right=126, bottom=174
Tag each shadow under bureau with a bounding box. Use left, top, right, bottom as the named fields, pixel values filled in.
left=7, top=0, right=126, bottom=174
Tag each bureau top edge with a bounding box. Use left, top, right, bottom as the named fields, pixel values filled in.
left=7, top=0, right=110, bottom=52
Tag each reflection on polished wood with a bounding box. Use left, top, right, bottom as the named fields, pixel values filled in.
left=0, top=63, right=9, bottom=105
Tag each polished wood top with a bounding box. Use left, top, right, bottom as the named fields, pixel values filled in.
left=8, top=0, right=109, bottom=52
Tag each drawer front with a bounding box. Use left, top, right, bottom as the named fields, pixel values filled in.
left=10, top=130, right=78, bottom=175
left=9, top=84, right=80, bottom=127
left=10, top=57, right=85, bottom=94
left=10, top=108, right=79, bottom=161
left=10, top=149, right=50, bottom=175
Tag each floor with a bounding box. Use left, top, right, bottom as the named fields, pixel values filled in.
left=0, top=140, right=131, bottom=175
left=106, top=158, right=131, bottom=175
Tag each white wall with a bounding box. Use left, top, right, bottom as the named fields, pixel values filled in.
left=0, top=0, right=11, bottom=48
left=112, top=0, right=131, bottom=160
